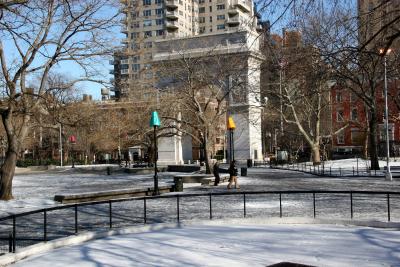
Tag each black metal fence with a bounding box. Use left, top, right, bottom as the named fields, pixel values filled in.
left=267, top=162, right=383, bottom=177
left=1, top=190, right=400, bottom=255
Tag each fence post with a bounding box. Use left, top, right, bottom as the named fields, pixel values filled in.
left=353, top=166, right=354, bottom=176
left=387, top=193, right=391, bottom=222
left=330, top=167, right=331, bottom=176
left=144, top=198, right=147, bottom=224
left=243, top=193, right=246, bottom=218
left=109, top=200, right=112, bottom=229
left=350, top=192, right=353, bottom=219
left=44, top=209, right=47, bottom=242
left=209, top=193, right=212, bottom=220
left=177, top=195, right=180, bottom=222
left=313, top=193, right=316, bottom=218
left=279, top=193, right=282, bottom=218
left=12, top=215, right=16, bottom=253
left=8, top=232, right=12, bottom=253
left=74, top=204, right=78, bottom=234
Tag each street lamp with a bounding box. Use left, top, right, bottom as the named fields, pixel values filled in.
left=150, top=111, right=161, bottom=195
left=380, top=48, right=392, bottom=181
left=227, top=116, right=236, bottom=162
left=68, top=135, right=76, bottom=168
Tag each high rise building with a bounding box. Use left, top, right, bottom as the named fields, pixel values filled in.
left=358, top=0, right=400, bottom=51
left=111, top=0, right=262, bottom=99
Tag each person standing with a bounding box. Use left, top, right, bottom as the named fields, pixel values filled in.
left=227, top=160, right=239, bottom=189
left=213, top=161, right=220, bottom=186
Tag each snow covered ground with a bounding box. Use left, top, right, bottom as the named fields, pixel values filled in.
left=9, top=219, right=400, bottom=267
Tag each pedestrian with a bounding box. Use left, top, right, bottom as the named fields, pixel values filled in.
left=227, top=160, right=239, bottom=189
left=213, top=161, right=220, bottom=186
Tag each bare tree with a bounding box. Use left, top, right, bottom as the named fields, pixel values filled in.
left=0, top=0, right=119, bottom=200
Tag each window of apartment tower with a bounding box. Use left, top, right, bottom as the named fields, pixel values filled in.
left=156, top=9, right=163, bottom=16
left=156, top=29, right=164, bottom=36
left=199, top=0, right=205, bottom=3
left=217, top=15, right=225, bottom=20
left=144, top=31, right=152, bottom=38
left=209, top=16, right=212, bottom=22
left=155, top=0, right=163, bottom=4
left=217, top=24, right=225, bottom=30
left=337, top=131, right=345, bottom=144
left=143, top=0, right=151, bottom=5
left=199, top=17, right=205, bottom=23
left=143, top=9, right=151, bottom=16
left=217, top=4, right=225, bottom=10
left=209, top=6, right=212, bottom=12
left=143, top=20, right=152, bottom=27
left=337, top=109, right=344, bottom=122
left=351, top=108, right=358, bottom=121
left=156, top=19, right=164, bottom=25
left=199, top=7, right=205, bottom=13
left=336, top=91, right=342, bottom=103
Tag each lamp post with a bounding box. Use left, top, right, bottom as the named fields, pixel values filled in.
left=227, top=116, right=236, bottom=162
left=68, top=135, right=76, bottom=168
left=150, top=111, right=161, bottom=195
left=59, top=124, right=63, bottom=167
left=380, top=48, right=392, bottom=181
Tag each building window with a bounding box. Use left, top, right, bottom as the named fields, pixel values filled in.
left=143, top=0, right=151, bottom=5
left=199, top=26, right=205, bottom=33
left=156, top=29, right=164, bottom=36
left=132, top=64, right=140, bottom=72
left=351, top=108, right=358, bottom=121
left=199, top=7, right=205, bottom=13
left=217, top=24, right=225, bottom=30
left=156, top=8, right=164, bottom=16
left=156, top=19, right=164, bottom=25
left=209, top=6, right=212, bottom=12
left=336, top=91, right=342, bottom=103
left=217, top=14, right=225, bottom=20
left=209, top=16, right=212, bottom=22
left=217, top=4, right=225, bottom=10
left=337, top=109, right=344, bottom=122
left=379, top=124, right=394, bottom=141
left=144, top=31, right=152, bottom=38
left=199, top=17, right=205, bottom=23
left=131, top=32, right=139, bottom=39
left=350, top=92, right=357, bottom=102
left=143, top=19, right=152, bottom=27
left=155, top=0, right=163, bottom=4
left=351, top=128, right=363, bottom=145
left=144, top=41, right=152, bottom=48
left=143, top=9, right=151, bottom=16
left=131, top=43, right=140, bottom=49
left=132, top=22, right=140, bottom=28
left=132, top=55, right=140, bottom=63
left=337, top=131, right=345, bottom=144
left=144, top=53, right=152, bottom=60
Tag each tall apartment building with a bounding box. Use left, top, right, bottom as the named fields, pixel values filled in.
left=111, top=0, right=262, bottom=99
left=358, top=0, right=400, bottom=51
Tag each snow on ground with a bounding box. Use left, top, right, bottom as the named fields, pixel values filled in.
left=9, top=220, right=400, bottom=267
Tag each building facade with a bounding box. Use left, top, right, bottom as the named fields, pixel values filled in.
left=111, top=0, right=262, bottom=99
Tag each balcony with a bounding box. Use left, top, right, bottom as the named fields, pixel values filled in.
left=228, top=6, right=239, bottom=15
left=226, top=16, right=240, bottom=26
left=121, top=26, right=128, bottom=34
left=233, top=0, right=251, bottom=12
left=119, top=7, right=129, bottom=14
left=165, top=0, right=178, bottom=9
left=165, top=10, right=178, bottom=20
left=120, top=69, right=129, bottom=75
left=166, top=20, right=179, bottom=30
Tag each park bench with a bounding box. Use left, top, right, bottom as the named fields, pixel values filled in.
left=54, top=185, right=174, bottom=204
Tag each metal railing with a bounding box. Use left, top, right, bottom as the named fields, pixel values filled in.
left=1, top=190, right=399, bottom=255
left=269, top=162, right=383, bottom=177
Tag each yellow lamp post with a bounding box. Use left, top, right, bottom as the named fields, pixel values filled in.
left=227, top=116, right=236, bottom=162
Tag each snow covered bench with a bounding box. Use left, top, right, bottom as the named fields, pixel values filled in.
left=54, top=185, right=174, bottom=203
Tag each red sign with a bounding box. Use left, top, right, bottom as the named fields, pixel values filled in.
left=69, top=135, right=76, bottom=144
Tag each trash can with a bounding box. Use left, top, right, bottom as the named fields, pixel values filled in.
left=247, top=159, right=253, bottom=168
left=174, top=176, right=183, bottom=192
left=241, top=167, right=247, bottom=176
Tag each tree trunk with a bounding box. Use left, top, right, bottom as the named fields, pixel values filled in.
left=311, top=144, right=321, bottom=165
left=369, top=111, right=380, bottom=170
left=0, top=149, right=17, bottom=200
left=203, top=136, right=211, bottom=174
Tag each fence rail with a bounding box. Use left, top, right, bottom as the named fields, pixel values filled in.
left=265, top=162, right=383, bottom=177
left=1, top=190, right=400, bottom=255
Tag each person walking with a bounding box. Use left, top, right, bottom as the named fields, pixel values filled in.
left=227, top=160, right=239, bottom=189
left=213, top=161, right=220, bottom=186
